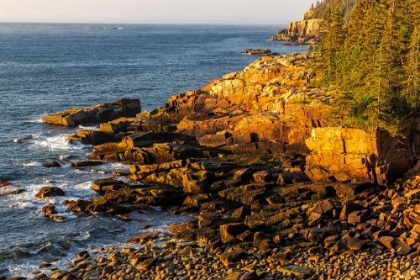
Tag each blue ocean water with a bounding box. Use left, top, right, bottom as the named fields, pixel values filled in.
left=0, top=23, right=307, bottom=277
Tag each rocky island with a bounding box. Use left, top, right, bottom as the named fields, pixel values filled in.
left=241, top=49, right=278, bottom=56
left=18, top=49, right=420, bottom=280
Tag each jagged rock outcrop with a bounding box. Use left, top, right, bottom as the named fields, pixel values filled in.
left=42, top=98, right=141, bottom=126
left=174, top=54, right=331, bottom=154
left=269, top=19, right=322, bottom=45
left=305, top=127, right=413, bottom=184
left=64, top=52, right=417, bottom=185
left=241, top=49, right=276, bottom=55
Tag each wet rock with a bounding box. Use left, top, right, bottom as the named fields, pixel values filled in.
left=69, top=130, right=116, bottom=145
left=49, top=270, right=69, bottom=279
left=92, top=179, right=126, bottom=194
left=41, top=204, right=57, bottom=216
left=50, top=214, right=65, bottom=222
left=241, top=48, right=273, bottom=55
left=66, top=198, right=130, bottom=216
left=42, top=98, right=141, bottom=126
left=182, top=194, right=210, bottom=207
left=71, top=160, right=103, bottom=168
left=0, top=183, right=25, bottom=197
left=43, top=161, right=61, bottom=168
left=35, top=186, right=65, bottom=198
left=127, top=231, right=161, bottom=244
left=76, top=250, right=90, bottom=259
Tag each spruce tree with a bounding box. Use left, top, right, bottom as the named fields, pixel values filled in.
left=319, top=0, right=420, bottom=132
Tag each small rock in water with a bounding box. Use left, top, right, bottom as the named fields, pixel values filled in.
left=35, top=186, right=65, bottom=198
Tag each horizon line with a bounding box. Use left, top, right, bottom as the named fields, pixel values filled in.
left=0, top=21, right=292, bottom=26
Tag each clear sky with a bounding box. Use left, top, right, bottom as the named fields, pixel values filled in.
left=0, top=0, right=316, bottom=25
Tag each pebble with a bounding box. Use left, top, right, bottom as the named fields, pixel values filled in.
left=13, top=224, right=420, bottom=280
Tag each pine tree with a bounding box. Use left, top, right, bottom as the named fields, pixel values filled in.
left=402, top=1, right=420, bottom=114
left=403, top=26, right=420, bottom=114
left=321, top=0, right=419, bottom=132
left=314, top=2, right=346, bottom=85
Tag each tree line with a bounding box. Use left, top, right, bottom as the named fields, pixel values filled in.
left=308, top=0, right=358, bottom=22
left=313, top=0, right=420, bottom=134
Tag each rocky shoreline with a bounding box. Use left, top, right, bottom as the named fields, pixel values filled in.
left=6, top=52, right=420, bottom=279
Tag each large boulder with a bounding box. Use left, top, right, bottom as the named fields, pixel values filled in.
left=36, top=187, right=66, bottom=198
left=42, top=98, right=141, bottom=126
left=305, top=127, right=412, bottom=184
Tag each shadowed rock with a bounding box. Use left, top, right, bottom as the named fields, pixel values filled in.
left=42, top=98, right=141, bottom=126
left=36, top=186, right=65, bottom=198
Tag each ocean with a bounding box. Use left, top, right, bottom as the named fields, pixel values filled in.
left=0, top=23, right=307, bottom=277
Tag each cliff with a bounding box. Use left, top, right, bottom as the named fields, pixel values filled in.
left=270, top=0, right=358, bottom=44
left=305, top=127, right=412, bottom=184
left=269, top=19, right=321, bottom=45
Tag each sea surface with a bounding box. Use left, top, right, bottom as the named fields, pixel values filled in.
left=0, top=23, right=307, bottom=277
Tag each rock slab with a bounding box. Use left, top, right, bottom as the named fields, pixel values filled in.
left=42, top=98, right=141, bottom=126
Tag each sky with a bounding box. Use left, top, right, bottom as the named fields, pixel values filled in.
left=0, top=0, right=316, bottom=25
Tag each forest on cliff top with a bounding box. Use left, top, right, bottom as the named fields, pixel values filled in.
left=307, top=0, right=358, bottom=21
left=313, top=0, right=420, bottom=134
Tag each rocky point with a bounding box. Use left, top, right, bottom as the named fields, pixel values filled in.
left=20, top=52, right=420, bottom=280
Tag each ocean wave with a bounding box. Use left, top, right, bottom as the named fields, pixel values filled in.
left=22, top=161, right=43, bottom=167
left=26, top=117, right=44, bottom=123
left=78, top=124, right=98, bottom=131
left=9, top=201, right=39, bottom=211
left=33, top=134, right=89, bottom=151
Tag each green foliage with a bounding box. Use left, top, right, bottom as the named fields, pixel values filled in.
left=308, top=45, right=314, bottom=53
left=307, top=0, right=358, bottom=22
left=317, top=3, right=346, bottom=85
left=315, top=0, right=420, bottom=134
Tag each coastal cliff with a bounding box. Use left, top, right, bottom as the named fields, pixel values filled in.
left=270, top=0, right=358, bottom=44
left=269, top=19, right=321, bottom=45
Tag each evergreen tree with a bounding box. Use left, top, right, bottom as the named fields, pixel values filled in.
left=402, top=1, right=420, bottom=114
left=314, top=2, right=346, bottom=85
left=317, top=0, right=420, bottom=132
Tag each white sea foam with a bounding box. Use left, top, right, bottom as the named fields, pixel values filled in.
left=34, top=134, right=88, bottom=151
left=8, top=263, right=41, bottom=280
left=26, top=116, right=43, bottom=123
left=78, top=124, right=98, bottom=131
left=22, top=161, right=43, bottom=167
left=9, top=201, right=39, bottom=210
left=60, top=163, right=72, bottom=169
